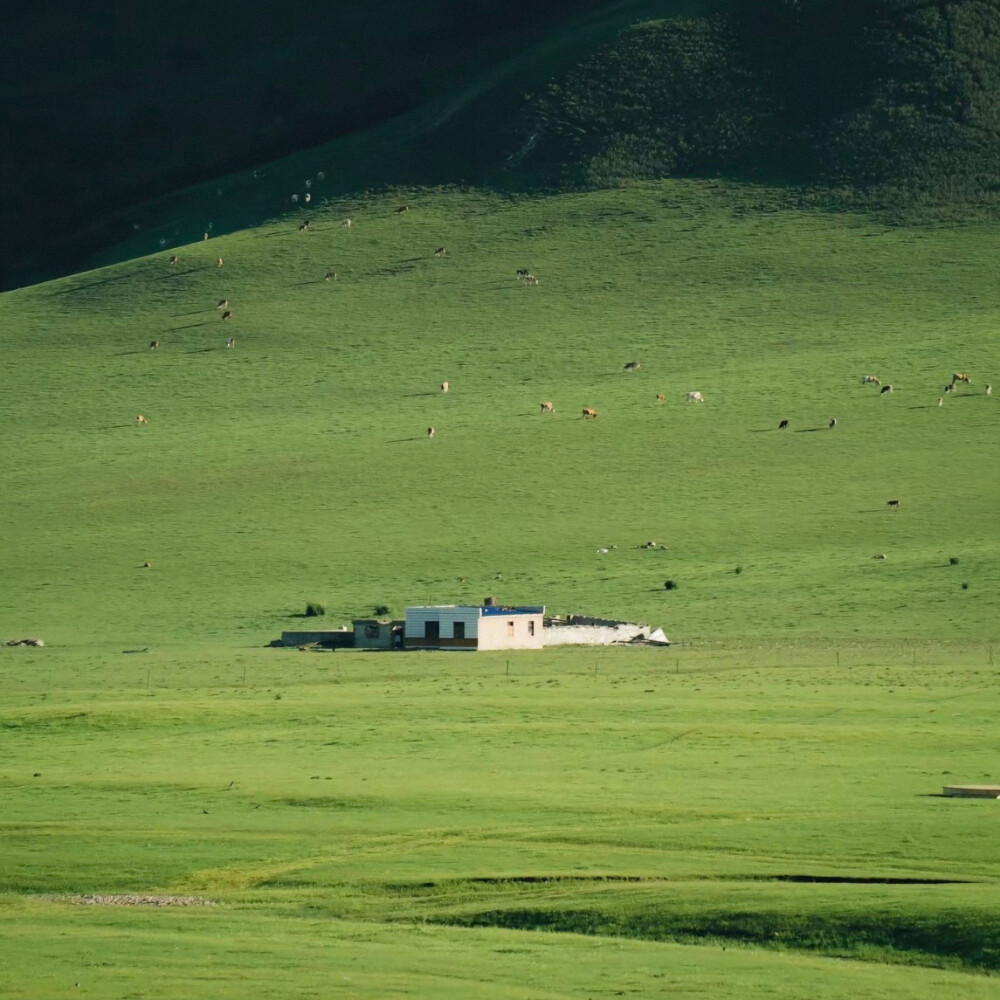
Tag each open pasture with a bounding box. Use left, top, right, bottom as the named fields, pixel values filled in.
left=1, top=181, right=998, bottom=646
left=1, top=180, right=999, bottom=996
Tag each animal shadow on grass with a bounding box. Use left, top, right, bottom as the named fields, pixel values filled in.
left=404, top=391, right=442, bottom=398
left=185, top=347, right=216, bottom=354
left=172, top=309, right=214, bottom=318
left=747, top=428, right=775, bottom=433
left=49, top=273, right=135, bottom=296
left=169, top=321, right=213, bottom=332
left=291, top=279, right=327, bottom=287
left=115, top=350, right=147, bottom=356
left=794, top=427, right=825, bottom=433
left=388, top=436, right=426, bottom=443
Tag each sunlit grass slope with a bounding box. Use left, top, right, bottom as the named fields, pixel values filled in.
left=2, top=182, right=997, bottom=646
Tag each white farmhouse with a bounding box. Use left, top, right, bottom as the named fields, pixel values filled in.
left=404, top=605, right=544, bottom=651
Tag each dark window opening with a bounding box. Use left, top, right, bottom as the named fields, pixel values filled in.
left=425, top=620, right=440, bottom=639
left=453, top=621, right=465, bottom=639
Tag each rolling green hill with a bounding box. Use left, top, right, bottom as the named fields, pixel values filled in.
left=3, top=182, right=998, bottom=646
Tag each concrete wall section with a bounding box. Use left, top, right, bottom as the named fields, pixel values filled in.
left=478, top=613, right=544, bottom=650
left=543, top=622, right=650, bottom=646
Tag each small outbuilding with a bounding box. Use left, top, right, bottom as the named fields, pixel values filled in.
left=404, top=605, right=545, bottom=651
left=353, top=618, right=404, bottom=650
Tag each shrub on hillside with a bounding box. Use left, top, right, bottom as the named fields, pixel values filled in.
left=305, top=601, right=326, bottom=617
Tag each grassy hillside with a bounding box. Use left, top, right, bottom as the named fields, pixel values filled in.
left=3, top=178, right=999, bottom=996
left=13, top=0, right=1000, bottom=288
left=4, top=183, right=999, bottom=647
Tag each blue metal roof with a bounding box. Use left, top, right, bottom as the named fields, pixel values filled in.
left=480, top=605, right=545, bottom=616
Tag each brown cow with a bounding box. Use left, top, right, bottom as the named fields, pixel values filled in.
left=324, top=271, right=337, bottom=282
left=395, top=205, right=409, bottom=214
left=656, top=393, right=665, bottom=403
left=861, top=375, right=881, bottom=385
left=168, top=255, right=179, bottom=265
left=582, top=407, right=598, bottom=419
left=952, top=372, right=971, bottom=385
left=136, top=414, right=148, bottom=425
left=540, top=401, right=554, bottom=413
left=522, top=274, right=539, bottom=285
left=434, top=246, right=447, bottom=257
left=217, top=298, right=229, bottom=309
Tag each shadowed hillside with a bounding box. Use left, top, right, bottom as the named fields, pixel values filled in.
left=7, top=0, right=1000, bottom=287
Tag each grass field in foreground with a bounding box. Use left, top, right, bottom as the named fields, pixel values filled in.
left=2, top=644, right=999, bottom=995
left=1, top=181, right=998, bottom=646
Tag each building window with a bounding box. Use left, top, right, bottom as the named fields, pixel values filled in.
left=364, top=624, right=380, bottom=638
left=453, top=621, right=465, bottom=639
left=528, top=620, right=535, bottom=637
left=425, top=620, right=440, bottom=639
left=507, top=620, right=515, bottom=638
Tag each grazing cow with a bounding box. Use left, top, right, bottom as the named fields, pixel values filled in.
left=427, top=426, right=435, bottom=439
left=829, top=417, right=837, bottom=428
left=952, top=372, right=971, bottom=385
left=217, top=298, right=228, bottom=309
left=136, top=414, right=148, bottom=425
left=324, top=271, right=337, bottom=281
left=341, top=218, right=352, bottom=228
left=149, top=340, right=159, bottom=350
left=169, top=255, right=179, bottom=265
left=938, top=397, right=944, bottom=406
left=203, top=232, right=210, bottom=241
left=216, top=257, right=224, bottom=268
left=656, top=393, right=665, bottom=403
left=441, top=381, right=449, bottom=393
left=298, top=220, right=310, bottom=233
left=522, top=274, right=539, bottom=285
left=226, top=337, right=236, bottom=349
left=395, top=205, right=409, bottom=214
left=684, top=391, right=704, bottom=403
left=596, top=545, right=617, bottom=554
left=639, top=541, right=658, bottom=549
left=540, top=401, right=554, bottom=413
left=873, top=553, right=887, bottom=560
left=143, top=560, right=152, bottom=568
left=861, top=375, right=881, bottom=385
left=880, top=384, right=893, bottom=394
left=943, top=382, right=954, bottom=393
left=624, top=361, right=641, bottom=372
left=887, top=499, right=900, bottom=510
left=516, top=268, right=530, bottom=281
left=986, top=384, right=993, bottom=396
left=221, top=310, right=233, bottom=321
left=434, top=246, right=447, bottom=257
left=778, top=419, right=789, bottom=430
left=582, top=407, right=598, bottom=419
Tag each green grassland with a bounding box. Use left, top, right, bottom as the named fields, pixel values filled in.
left=2, top=180, right=999, bottom=996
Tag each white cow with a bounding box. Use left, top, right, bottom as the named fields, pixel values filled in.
left=684, top=391, right=704, bottom=403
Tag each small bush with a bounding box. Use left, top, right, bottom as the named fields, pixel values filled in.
left=734, top=565, right=743, bottom=575
left=373, top=604, right=391, bottom=617
left=305, top=601, right=326, bottom=617
left=664, top=579, right=678, bottom=591
left=949, top=556, right=960, bottom=565
left=961, top=582, right=969, bottom=590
